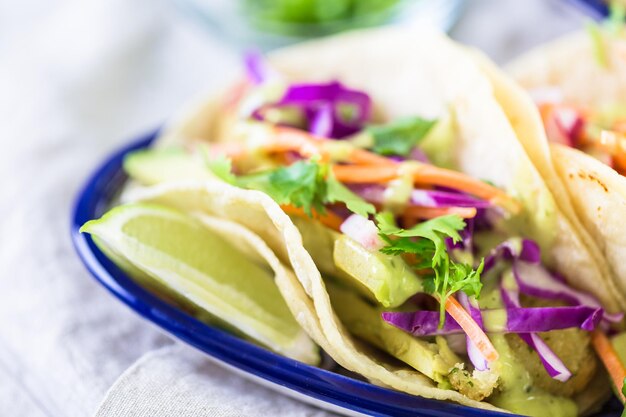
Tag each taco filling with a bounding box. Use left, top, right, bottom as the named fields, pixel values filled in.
left=95, top=50, right=626, bottom=417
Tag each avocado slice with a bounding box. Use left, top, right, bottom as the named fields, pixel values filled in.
left=123, top=148, right=213, bottom=185
left=326, top=281, right=454, bottom=383
left=333, top=235, right=423, bottom=308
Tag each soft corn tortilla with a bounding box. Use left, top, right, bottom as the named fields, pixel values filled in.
left=471, top=48, right=626, bottom=312
left=507, top=30, right=626, bottom=308
left=129, top=27, right=615, bottom=411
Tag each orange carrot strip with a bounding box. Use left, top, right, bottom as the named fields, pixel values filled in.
left=445, top=296, right=499, bottom=363
left=332, top=164, right=519, bottom=212
left=403, top=206, right=477, bottom=220
left=410, top=164, right=518, bottom=211
left=271, top=127, right=393, bottom=166
left=349, top=148, right=396, bottom=166
left=268, top=129, right=323, bottom=158
left=280, top=205, right=344, bottom=231
left=599, top=130, right=626, bottom=157
left=591, top=330, right=626, bottom=402
left=332, top=165, right=400, bottom=184
left=612, top=121, right=626, bottom=134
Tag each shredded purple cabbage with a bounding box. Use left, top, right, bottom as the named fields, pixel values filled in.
left=408, top=147, right=431, bottom=163
left=381, top=305, right=601, bottom=336
left=500, top=286, right=573, bottom=382
left=483, top=239, right=541, bottom=273
left=244, top=51, right=275, bottom=85
left=513, top=261, right=623, bottom=323
left=278, top=81, right=372, bottom=138
left=308, top=103, right=333, bottom=137
left=483, top=239, right=620, bottom=323
left=243, top=53, right=371, bottom=138
left=411, top=189, right=491, bottom=209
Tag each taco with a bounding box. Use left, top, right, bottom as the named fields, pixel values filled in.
left=507, top=26, right=626, bottom=308
left=83, top=27, right=622, bottom=416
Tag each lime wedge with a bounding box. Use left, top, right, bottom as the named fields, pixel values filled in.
left=81, top=203, right=318, bottom=364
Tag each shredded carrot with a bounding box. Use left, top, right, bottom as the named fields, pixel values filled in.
left=445, top=296, right=499, bottom=363
left=591, top=330, right=626, bottom=402
left=280, top=205, right=344, bottom=231
left=332, top=165, right=399, bottom=183
left=410, top=164, right=519, bottom=212
left=268, top=128, right=324, bottom=158
left=538, top=103, right=556, bottom=127
left=612, top=153, right=626, bottom=176
left=599, top=130, right=626, bottom=157
left=208, top=125, right=517, bottom=211
left=612, top=121, right=626, bottom=134
left=349, top=148, right=396, bottom=166
left=270, top=127, right=393, bottom=166
left=332, top=163, right=519, bottom=212
left=403, top=206, right=477, bottom=220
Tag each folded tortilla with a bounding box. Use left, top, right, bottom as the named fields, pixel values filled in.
left=507, top=29, right=626, bottom=309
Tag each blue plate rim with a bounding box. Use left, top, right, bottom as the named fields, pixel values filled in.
left=565, top=0, right=609, bottom=19
left=70, top=129, right=619, bottom=417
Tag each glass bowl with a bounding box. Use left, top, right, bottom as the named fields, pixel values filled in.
left=171, top=0, right=466, bottom=50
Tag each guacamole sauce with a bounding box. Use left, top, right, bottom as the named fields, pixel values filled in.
left=480, top=273, right=577, bottom=417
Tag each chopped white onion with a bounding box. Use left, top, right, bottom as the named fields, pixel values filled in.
left=340, top=214, right=383, bottom=251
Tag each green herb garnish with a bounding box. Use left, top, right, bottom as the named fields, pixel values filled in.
left=205, top=154, right=237, bottom=185
left=208, top=157, right=375, bottom=217
left=367, top=117, right=437, bottom=157
left=376, top=212, right=484, bottom=327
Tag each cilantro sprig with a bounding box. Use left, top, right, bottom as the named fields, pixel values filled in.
left=376, top=212, right=484, bottom=327
left=366, top=117, right=436, bottom=157
left=207, top=156, right=375, bottom=218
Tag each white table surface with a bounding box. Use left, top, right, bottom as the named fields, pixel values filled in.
left=0, top=0, right=586, bottom=416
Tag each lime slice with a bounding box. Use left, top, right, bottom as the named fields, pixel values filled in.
left=81, top=203, right=318, bottom=364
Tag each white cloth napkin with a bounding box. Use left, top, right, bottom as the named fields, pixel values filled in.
left=0, top=0, right=582, bottom=416
left=95, top=343, right=333, bottom=417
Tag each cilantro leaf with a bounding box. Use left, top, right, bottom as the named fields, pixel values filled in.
left=326, top=173, right=375, bottom=217
left=379, top=236, right=434, bottom=257
left=376, top=212, right=483, bottom=327
left=208, top=157, right=374, bottom=218
left=367, top=117, right=437, bottom=156
left=205, top=154, right=237, bottom=185
left=376, top=213, right=465, bottom=266
left=267, top=160, right=325, bottom=216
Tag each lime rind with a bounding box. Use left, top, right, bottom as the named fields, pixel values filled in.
left=81, top=203, right=318, bottom=364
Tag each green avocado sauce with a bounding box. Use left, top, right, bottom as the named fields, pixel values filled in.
left=506, top=162, right=558, bottom=263
left=481, top=271, right=577, bottom=417
left=327, top=281, right=456, bottom=382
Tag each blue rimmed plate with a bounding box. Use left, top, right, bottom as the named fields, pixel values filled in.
left=565, top=0, right=609, bottom=19
left=71, top=130, right=622, bottom=417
